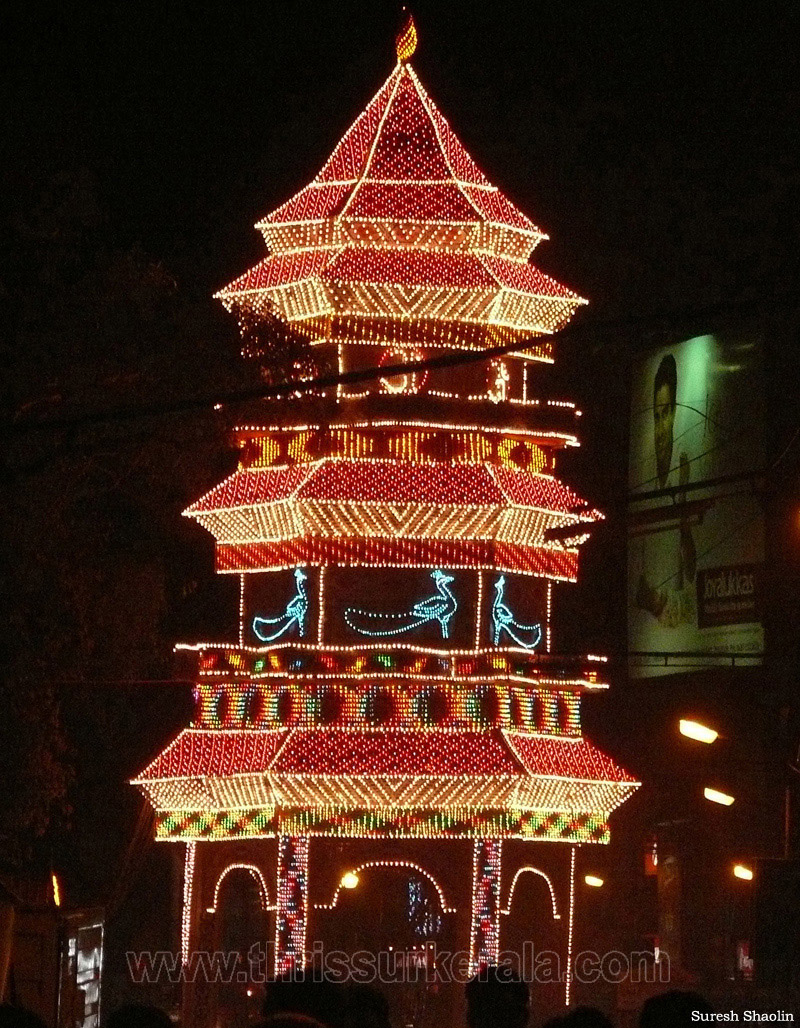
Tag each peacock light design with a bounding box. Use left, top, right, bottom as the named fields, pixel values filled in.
left=252, top=567, right=308, bottom=642
left=491, top=575, right=543, bottom=649
left=344, top=569, right=457, bottom=639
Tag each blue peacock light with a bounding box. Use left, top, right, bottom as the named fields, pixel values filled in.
left=491, top=575, right=542, bottom=649
left=344, top=569, right=458, bottom=640
left=252, top=567, right=309, bottom=642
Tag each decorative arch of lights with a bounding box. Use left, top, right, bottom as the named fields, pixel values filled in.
left=502, top=865, right=560, bottom=920
left=316, top=859, right=457, bottom=913
left=207, top=863, right=275, bottom=914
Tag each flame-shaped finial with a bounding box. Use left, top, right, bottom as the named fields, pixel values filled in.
left=395, top=9, right=417, bottom=63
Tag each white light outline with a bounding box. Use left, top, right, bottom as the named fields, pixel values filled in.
left=181, top=842, right=196, bottom=966
left=315, top=859, right=456, bottom=913
left=501, top=865, right=561, bottom=920
left=207, top=863, right=275, bottom=914
left=565, top=846, right=576, bottom=1007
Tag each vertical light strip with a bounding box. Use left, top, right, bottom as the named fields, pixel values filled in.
left=239, top=574, right=246, bottom=647
left=469, top=838, right=502, bottom=974
left=565, top=845, right=576, bottom=1007
left=546, top=581, right=553, bottom=653
left=474, top=572, right=484, bottom=651
left=181, top=841, right=197, bottom=966
left=317, top=566, right=326, bottom=644
left=469, top=839, right=480, bottom=974
left=275, top=835, right=310, bottom=976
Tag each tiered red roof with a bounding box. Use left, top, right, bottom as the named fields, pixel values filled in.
left=215, top=61, right=585, bottom=343
left=183, top=459, right=600, bottom=578
left=136, top=727, right=636, bottom=785
left=262, top=70, right=532, bottom=236
left=141, top=729, right=288, bottom=779
left=186, top=461, right=599, bottom=516
left=132, top=39, right=639, bottom=845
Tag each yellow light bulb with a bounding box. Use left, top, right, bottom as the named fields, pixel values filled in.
left=704, top=787, right=735, bottom=806
left=680, top=719, right=718, bottom=744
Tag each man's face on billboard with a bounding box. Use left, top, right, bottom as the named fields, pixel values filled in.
left=653, top=381, right=675, bottom=483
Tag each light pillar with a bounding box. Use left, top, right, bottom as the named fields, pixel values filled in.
left=470, top=839, right=502, bottom=973
left=275, top=835, right=310, bottom=976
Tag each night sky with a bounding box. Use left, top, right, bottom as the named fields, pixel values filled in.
left=6, top=1, right=798, bottom=312
left=3, top=0, right=800, bottom=1002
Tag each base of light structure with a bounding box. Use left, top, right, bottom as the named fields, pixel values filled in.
left=178, top=833, right=585, bottom=1026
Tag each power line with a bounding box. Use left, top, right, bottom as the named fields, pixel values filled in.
left=8, top=293, right=795, bottom=437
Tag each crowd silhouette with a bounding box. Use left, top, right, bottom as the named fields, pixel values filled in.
left=0, top=969, right=718, bottom=1028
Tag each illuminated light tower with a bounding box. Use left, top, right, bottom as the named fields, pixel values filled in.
left=133, top=17, right=638, bottom=1019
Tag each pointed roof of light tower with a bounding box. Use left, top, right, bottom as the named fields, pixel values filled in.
left=216, top=18, right=586, bottom=349
left=257, top=48, right=542, bottom=243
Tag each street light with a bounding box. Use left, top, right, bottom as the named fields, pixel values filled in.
left=733, top=864, right=753, bottom=881
left=341, top=871, right=360, bottom=890
left=680, top=719, right=719, bottom=744
left=584, top=875, right=604, bottom=888
left=704, top=787, right=735, bottom=806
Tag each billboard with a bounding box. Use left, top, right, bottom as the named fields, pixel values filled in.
left=628, top=333, right=764, bottom=675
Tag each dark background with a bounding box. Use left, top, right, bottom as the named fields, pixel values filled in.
left=6, top=2, right=799, bottom=316
left=3, top=0, right=800, bottom=1007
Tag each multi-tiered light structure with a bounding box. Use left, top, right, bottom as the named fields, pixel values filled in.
left=134, top=19, right=637, bottom=1014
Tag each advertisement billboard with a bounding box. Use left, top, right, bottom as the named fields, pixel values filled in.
left=628, top=333, right=764, bottom=675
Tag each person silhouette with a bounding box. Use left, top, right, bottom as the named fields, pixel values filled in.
left=464, top=965, right=530, bottom=1028
left=639, top=989, right=713, bottom=1027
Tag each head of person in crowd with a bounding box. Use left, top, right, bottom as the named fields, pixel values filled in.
left=105, top=1004, right=172, bottom=1028
left=465, top=963, right=530, bottom=1028
left=639, top=989, right=713, bottom=1028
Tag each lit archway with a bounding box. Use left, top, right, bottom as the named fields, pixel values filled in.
left=208, top=863, right=273, bottom=914
left=316, top=859, right=456, bottom=912
left=502, top=866, right=560, bottom=920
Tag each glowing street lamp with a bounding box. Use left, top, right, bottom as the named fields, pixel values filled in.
left=584, top=875, right=604, bottom=888
left=680, top=719, right=719, bottom=744
left=704, top=787, right=735, bottom=806
left=733, top=864, right=754, bottom=881
left=341, top=871, right=360, bottom=890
